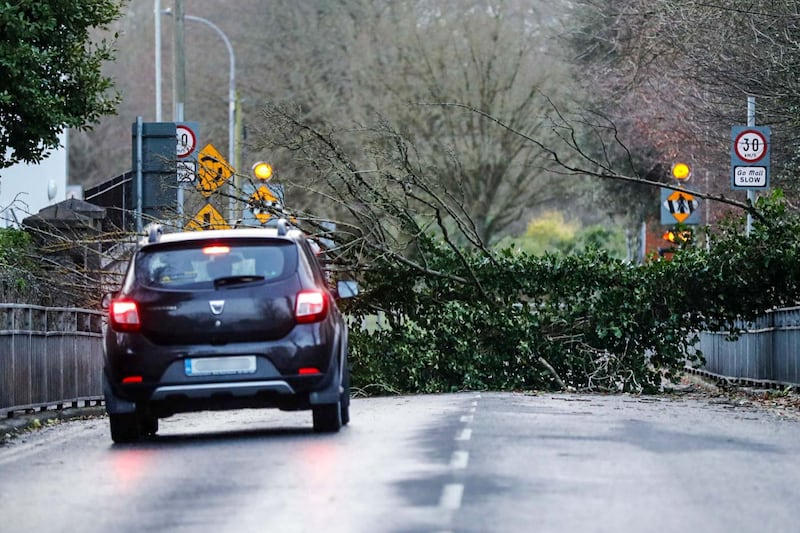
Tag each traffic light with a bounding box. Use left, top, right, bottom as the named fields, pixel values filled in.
left=661, top=229, right=692, bottom=244
left=662, top=229, right=693, bottom=244
left=252, top=161, right=273, bottom=181
left=671, top=162, right=692, bottom=181
left=659, top=226, right=693, bottom=257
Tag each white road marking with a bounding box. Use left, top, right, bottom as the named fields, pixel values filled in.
left=450, top=450, right=469, bottom=469
left=460, top=414, right=473, bottom=423
left=439, top=483, right=464, bottom=510
left=455, top=428, right=472, bottom=441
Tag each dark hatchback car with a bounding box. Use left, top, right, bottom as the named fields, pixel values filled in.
left=102, top=222, right=354, bottom=443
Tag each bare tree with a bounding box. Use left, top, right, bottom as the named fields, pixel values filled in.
left=568, top=0, right=800, bottom=217
left=242, top=0, right=587, bottom=243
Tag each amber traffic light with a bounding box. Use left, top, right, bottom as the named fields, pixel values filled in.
left=252, top=161, right=273, bottom=181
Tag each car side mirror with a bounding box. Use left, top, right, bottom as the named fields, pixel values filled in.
left=101, top=292, right=115, bottom=310
left=336, top=280, right=359, bottom=299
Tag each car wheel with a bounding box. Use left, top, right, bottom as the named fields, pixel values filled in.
left=139, top=414, right=159, bottom=437
left=312, top=401, right=342, bottom=433
left=109, top=413, right=141, bottom=443
left=340, top=365, right=351, bottom=426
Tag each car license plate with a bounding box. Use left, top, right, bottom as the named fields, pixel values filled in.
left=184, top=356, right=257, bottom=376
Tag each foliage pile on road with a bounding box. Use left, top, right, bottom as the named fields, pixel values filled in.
left=344, top=192, right=800, bottom=395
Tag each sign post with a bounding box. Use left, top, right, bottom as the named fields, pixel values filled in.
left=661, top=162, right=700, bottom=226
left=733, top=97, right=770, bottom=235
left=731, top=125, right=770, bottom=190
left=185, top=143, right=233, bottom=231
left=176, top=122, right=199, bottom=220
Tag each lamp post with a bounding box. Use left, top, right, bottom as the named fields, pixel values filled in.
left=154, top=0, right=162, bottom=121
left=159, top=8, right=237, bottom=223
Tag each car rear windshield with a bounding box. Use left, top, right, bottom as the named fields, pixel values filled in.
left=134, top=240, right=298, bottom=289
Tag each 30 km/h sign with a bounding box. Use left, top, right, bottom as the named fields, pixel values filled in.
left=176, top=124, right=197, bottom=158
left=734, top=129, right=768, bottom=162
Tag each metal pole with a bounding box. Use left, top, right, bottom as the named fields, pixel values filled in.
left=173, top=0, right=185, bottom=219
left=746, top=96, right=756, bottom=235
left=154, top=0, right=162, bottom=121
left=639, top=220, right=646, bottom=264
left=234, top=91, right=242, bottom=222
left=183, top=15, right=236, bottom=223
left=136, top=116, right=144, bottom=233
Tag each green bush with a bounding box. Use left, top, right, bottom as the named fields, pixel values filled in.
left=0, top=228, right=39, bottom=297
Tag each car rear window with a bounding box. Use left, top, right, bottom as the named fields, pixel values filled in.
left=134, top=240, right=297, bottom=289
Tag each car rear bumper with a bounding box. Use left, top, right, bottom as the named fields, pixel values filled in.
left=150, top=379, right=295, bottom=400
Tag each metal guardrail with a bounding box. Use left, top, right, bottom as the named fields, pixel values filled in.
left=0, top=304, right=104, bottom=416
left=696, top=306, right=800, bottom=387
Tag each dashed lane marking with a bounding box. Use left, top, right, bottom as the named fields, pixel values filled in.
left=455, top=428, right=472, bottom=441
left=439, top=483, right=464, bottom=510
left=450, top=450, right=469, bottom=469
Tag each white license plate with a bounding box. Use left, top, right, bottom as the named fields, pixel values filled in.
left=184, top=356, right=257, bottom=376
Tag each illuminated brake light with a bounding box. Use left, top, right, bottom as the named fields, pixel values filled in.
left=122, top=376, right=143, bottom=384
left=110, top=300, right=141, bottom=332
left=299, top=367, right=321, bottom=375
left=295, top=290, right=327, bottom=323
left=202, top=245, right=230, bottom=255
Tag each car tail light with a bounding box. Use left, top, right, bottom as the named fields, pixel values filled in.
left=295, top=290, right=328, bottom=323
left=122, top=376, right=143, bottom=384
left=110, top=299, right=141, bottom=332
left=299, top=367, right=321, bottom=375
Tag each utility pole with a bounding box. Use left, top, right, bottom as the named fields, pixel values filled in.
left=173, top=0, right=186, bottom=218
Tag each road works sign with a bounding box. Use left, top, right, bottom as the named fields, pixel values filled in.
left=186, top=203, right=230, bottom=231
left=660, top=187, right=700, bottom=225
left=248, top=185, right=278, bottom=223
left=197, top=143, right=233, bottom=198
left=731, top=126, right=770, bottom=190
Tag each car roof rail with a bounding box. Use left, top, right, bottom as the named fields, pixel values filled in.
left=276, top=218, right=289, bottom=236
left=146, top=223, right=163, bottom=243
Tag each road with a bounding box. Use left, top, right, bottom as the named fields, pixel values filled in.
left=1, top=391, right=799, bottom=533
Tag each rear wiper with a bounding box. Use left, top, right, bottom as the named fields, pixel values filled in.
left=213, top=275, right=265, bottom=288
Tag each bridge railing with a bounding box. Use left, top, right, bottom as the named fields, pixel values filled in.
left=0, top=304, right=104, bottom=416
left=3, top=302, right=799, bottom=416
left=696, top=306, right=800, bottom=387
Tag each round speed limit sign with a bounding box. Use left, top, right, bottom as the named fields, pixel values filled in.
left=176, top=124, right=197, bottom=158
left=734, top=129, right=767, bottom=162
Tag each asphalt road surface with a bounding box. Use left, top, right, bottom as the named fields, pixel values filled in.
left=1, top=391, right=799, bottom=533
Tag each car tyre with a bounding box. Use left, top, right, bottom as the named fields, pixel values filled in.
left=139, top=414, right=159, bottom=437
left=340, top=365, right=351, bottom=426
left=313, top=401, right=342, bottom=433
left=109, top=413, right=141, bottom=443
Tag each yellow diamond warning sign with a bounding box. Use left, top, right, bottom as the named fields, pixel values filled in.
left=664, top=190, right=698, bottom=223
left=248, top=185, right=278, bottom=224
left=197, top=144, right=233, bottom=198
left=185, top=203, right=230, bottom=231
